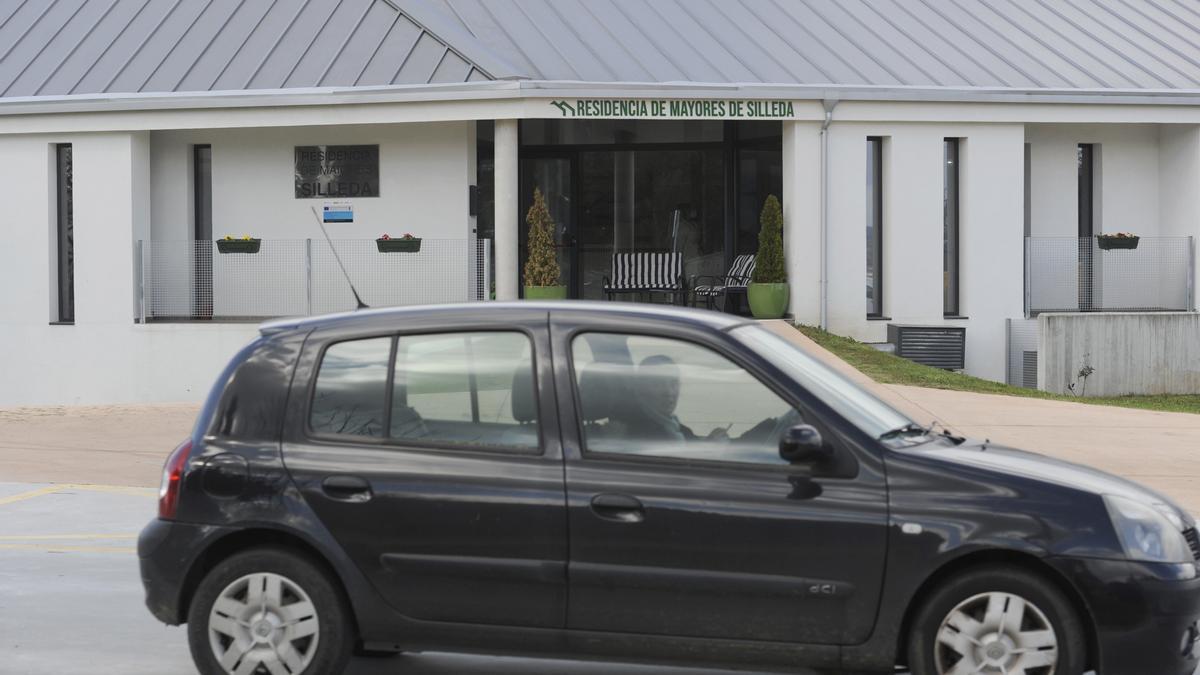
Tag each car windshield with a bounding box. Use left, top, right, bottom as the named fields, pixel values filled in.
left=732, top=325, right=914, bottom=439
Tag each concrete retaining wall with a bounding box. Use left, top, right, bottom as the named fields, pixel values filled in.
left=1039, top=312, right=1200, bottom=396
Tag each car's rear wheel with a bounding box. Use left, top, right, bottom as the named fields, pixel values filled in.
left=907, top=566, right=1087, bottom=675
left=186, top=547, right=354, bottom=675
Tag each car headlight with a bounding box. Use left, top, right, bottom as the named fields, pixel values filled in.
left=1104, top=494, right=1193, bottom=564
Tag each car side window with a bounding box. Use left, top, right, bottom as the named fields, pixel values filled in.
left=392, top=332, right=539, bottom=451
left=571, top=333, right=802, bottom=466
left=310, top=337, right=392, bottom=438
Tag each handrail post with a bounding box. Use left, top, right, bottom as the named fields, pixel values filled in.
left=305, top=238, right=313, bottom=316
left=1023, top=236, right=1032, bottom=318
left=1189, top=236, right=1196, bottom=312
left=137, top=239, right=146, bottom=324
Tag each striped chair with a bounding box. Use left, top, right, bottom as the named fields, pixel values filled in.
left=603, top=252, right=685, bottom=304
left=691, top=254, right=756, bottom=312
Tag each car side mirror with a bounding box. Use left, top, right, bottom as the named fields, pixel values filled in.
left=779, top=424, right=833, bottom=465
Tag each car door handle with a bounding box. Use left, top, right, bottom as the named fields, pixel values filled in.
left=321, top=475, right=372, bottom=503
left=590, top=493, right=645, bottom=523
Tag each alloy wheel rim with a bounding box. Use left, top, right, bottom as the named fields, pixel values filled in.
left=208, top=572, right=319, bottom=675
left=934, top=591, right=1058, bottom=675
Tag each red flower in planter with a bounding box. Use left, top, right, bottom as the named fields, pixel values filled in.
left=401, top=233, right=416, bottom=240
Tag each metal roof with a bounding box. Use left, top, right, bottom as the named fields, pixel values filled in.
left=0, top=0, right=506, bottom=98
left=421, top=0, right=1200, bottom=90
left=0, top=0, right=1198, bottom=100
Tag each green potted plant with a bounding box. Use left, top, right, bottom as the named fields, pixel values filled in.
left=376, top=232, right=421, bottom=252
left=747, top=194, right=788, bottom=319
left=523, top=187, right=566, bottom=299
left=216, top=234, right=261, bottom=254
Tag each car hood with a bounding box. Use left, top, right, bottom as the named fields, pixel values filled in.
left=912, top=438, right=1192, bottom=523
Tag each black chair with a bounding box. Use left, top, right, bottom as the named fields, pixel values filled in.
left=691, top=254, right=756, bottom=312
left=603, top=252, right=685, bottom=305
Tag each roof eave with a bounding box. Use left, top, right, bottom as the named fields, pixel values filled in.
left=1, top=80, right=1200, bottom=116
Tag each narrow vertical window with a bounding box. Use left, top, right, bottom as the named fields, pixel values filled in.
left=55, top=144, right=74, bottom=323
left=944, top=139, right=960, bottom=316
left=866, top=137, right=883, bottom=317
left=193, top=145, right=213, bottom=319
left=1078, top=143, right=1095, bottom=311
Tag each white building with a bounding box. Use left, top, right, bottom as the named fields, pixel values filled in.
left=1, top=0, right=1199, bottom=406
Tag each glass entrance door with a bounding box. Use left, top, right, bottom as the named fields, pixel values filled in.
left=520, top=155, right=576, bottom=297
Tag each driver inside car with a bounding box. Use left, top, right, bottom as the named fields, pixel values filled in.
left=614, top=355, right=730, bottom=443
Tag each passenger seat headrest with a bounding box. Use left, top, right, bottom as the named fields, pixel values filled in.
left=511, top=365, right=536, bottom=423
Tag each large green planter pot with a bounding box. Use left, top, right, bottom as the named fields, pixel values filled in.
left=747, top=282, right=789, bottom=319
left=524, top=285, right=567, bottom=300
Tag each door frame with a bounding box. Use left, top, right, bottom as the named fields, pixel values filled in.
left=520, top=150, right=582, bottom=298
left=545, top=308, right=890, bottom=644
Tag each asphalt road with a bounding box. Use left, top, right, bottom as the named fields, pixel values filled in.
left=0, top=481, right=808, bottom=675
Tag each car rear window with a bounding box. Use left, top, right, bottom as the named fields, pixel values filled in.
left=308, top=332, right=539, bottom=451
left=309, top=337, right=392, bottom=438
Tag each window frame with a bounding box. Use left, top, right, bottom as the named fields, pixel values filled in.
left=55, top=143, right=74, bottom=324
left=303, top=328, right=545, bottom=456
left=866, top=136, right=884, bottom=318
left=565, top=328, right=857, bottom=477
left=944, top=138, right=961, bottom=317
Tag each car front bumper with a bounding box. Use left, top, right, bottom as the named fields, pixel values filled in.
left=138, top=518, right=229, bottom=625
left=1049, top=556, right=1200, bottom=675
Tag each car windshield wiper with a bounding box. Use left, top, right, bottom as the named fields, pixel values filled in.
left=878, top=423, right=931, bottom=440
left=879, top=420, right=965, bottom=445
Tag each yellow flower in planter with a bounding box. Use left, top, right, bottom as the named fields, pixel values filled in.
left=242, top=235, right=252, bottom=241
left=223, top=235, right=234, bottom=241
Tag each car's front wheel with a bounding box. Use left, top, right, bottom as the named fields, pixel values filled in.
left=907, top=566, right=1087, bottom=675
left=186, top=547, right=354, bottom=675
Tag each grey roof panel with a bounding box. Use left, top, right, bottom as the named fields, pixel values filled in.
left=104, top=0, right=212, bottom=94
left=306, top=0, right=392, bottom=87
left=394, top=30, right=447, bottom=83
left=355, top=13, right=422, bottom=85
left=1, top=0, right=1200, bottom=98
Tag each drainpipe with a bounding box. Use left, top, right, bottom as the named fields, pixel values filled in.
left=819, top=99, right=838, bottom=330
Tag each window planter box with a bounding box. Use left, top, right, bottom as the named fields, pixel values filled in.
left=1097, top=235, right=1139, bottom=251
left=216, top=239, right=261, bottom=254
left=377, top=238, right=421, bottom=253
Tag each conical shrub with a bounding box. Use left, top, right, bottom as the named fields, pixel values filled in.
left=523, top=187, right=561, bottom=287
left=751, top=194, right=786, bottom=284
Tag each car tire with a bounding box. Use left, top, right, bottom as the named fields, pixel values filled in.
left=186, top=546, right=355, bottom=675
left=907, top=565, right=1087, bottom=675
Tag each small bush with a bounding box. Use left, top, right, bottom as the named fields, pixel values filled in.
left=523, top=187, right=561, bottom=287
left=751, top=194, right=785, bottom=284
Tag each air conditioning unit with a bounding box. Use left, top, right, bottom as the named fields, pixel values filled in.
left=886, top=324, right=966, bottom=370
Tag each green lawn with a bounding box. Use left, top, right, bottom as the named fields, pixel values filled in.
left=795, top=325, right=1200, bottom=415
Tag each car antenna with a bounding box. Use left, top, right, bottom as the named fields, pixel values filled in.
left=309, top=206, right=368, bottom=310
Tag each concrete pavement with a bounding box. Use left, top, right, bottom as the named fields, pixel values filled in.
left=766, top=321, right=1200, bottom=514
left=0, top=481, right=797, bottom=675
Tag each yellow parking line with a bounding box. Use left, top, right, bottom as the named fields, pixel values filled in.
left=0, top=544, right=136, bottom=554
left=0, top=534, right=137, bottom=541
left=56, top=484, right=157, bottom=497
left=0, top=485, right=62, bottom=506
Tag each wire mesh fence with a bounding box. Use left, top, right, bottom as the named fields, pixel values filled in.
left=1006, top=318, right=1040, bottom=389
left=138, top=239, right=492, bottom=322
left=1025, top=236, right=1194, bottom=314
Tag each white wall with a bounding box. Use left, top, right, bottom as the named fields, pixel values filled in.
left=816, top=122, right=1025, bottom=381
left=1026, top=124, right=1197, bottom=314
left=151, top=122, right=475, bottom=241
left=0, top=122, right=476, bottom=406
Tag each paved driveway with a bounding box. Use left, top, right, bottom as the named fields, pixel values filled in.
left=0, top=481, right=799, bottom=675
left=766, top=322, right=1200, bottom=514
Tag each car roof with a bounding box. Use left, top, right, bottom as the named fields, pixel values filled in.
left=259, top=300, right=754, bottom=336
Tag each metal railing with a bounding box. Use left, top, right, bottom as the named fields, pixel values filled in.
left=137, top=239, right=492, bottom=322
left=1025, top=236, right=1194, bottom=315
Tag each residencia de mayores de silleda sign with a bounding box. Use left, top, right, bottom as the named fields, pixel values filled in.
left=549, top=98, right=796, bottom=119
